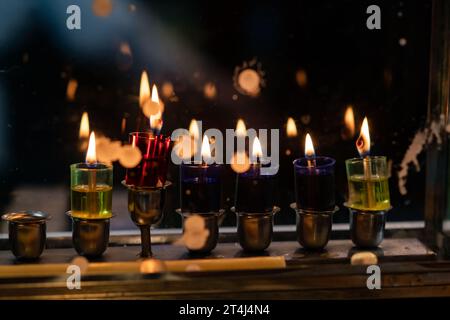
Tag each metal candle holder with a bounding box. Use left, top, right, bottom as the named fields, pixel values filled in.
left=232, top=207, right=279, bottom=252
left=123, top=180, right=171, bottom=257
left=291, top=203, right=338, bottom=250
left=177, top=209, right=225, bottom=254
left=347, top=207, right=389, bottom=248
left=67, top=211, right=111, bottom=257
left=2, top=211, right=50, bottom=260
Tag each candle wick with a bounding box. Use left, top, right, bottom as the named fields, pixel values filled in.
left=306, top=156, right=316, bottom=168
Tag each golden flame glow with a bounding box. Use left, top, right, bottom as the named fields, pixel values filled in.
left=286, top=117, right=298, bottom=137
left=66, top=79, right=78, bottom=102
left=201, top=135, right=211, bottom=160
left=151, top=84, right=160, bottom=103
left=344, top=105, right=355, bottom=138
left=189, top=119, right=200, bottom=139
left=230, top=152, right=251, bottom=173
left=305, top=133, right=315, bottom=157
left=236, top=119, right=247, bottom=137
left=356, top=117, right=371, bottom=157
left=139, top=71, right=150, bottom=108
left=79, top=112, right=90, bottom=139
left=150, top=111, right=163, bottom=131
left=86, top=132, right=97, bottom=164
left=252, top=136, right=263, bottom=158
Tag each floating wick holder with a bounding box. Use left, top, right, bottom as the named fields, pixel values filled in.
left=123, top=180, right=171, bottom=258
left=291, top=203, right=338, bottom=250
left=347, top=206, right=390, bottom=248
left=66, top=211, right=111, bottom=258
left=177, top=209, right=225, bottom=254
left=2, top=211, right=50, bottom=260
left=232, top=207, right=280, bottom=252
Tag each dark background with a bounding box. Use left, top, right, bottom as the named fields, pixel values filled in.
left=0, top=0, right=432, bottom=230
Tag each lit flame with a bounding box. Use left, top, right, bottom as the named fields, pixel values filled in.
left=305, top=133, right=315, bottom=158
left=236, top=119, right=247, bottom=137
left=79, top=112, right=90, bottom=139
left=151, top=84, right=160, bottom=103
left=150, top=111, right=163, bottom=132
left=286, top=117, right=298, bottom=137
left=344, top=105, right=355, bottom=138
left=252, top=136, right=263, bottom=158
left=189, top=119, right=200, bottom=139
left=66, top=79, right=78, bottom=102
left=139, top=71, right=150, bottom=108
left=149, top=85, right=163, bottom=131
left=356, top=117, right=371, bottom=157
left=201, top=135, right=211, bottom=162
left=86, top=132, right=97, bottom=164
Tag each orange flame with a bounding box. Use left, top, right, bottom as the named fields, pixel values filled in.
left=286, top=117, right=298, bottom=137
left=236, top=119, right=247, bottom=137
left=344, top=105, right=355, bottom=138
left=189, top=119, right=200, bottom=140
left=305, top=133, right=315, bottom=158
left=356, top=117, right=371, bottom=157
left=86, top=132, right=97, bottom=164
left=252, top=136, right=263, bottom=158
left=139, top=71, right=150, bottom=108
left=79, top=112, right=90, bottom=139
left=201, top=135, right=211, bottom=162
left=151, top=84, right=160, bottom=103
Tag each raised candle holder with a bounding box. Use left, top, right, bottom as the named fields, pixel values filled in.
left=293, top=152, right=336, bottom=250
left=124, top=132, right=171, bottom=257
left=179, top=157, right=224, bottom=254
left=69, top=160, right=113, bottom=257
left=234, top=156, right=279, bottom=252
left=2, top=211, right=50, bottom=260
left=345, top=156, right=391, bottom=248
left=176, top=209, right=225, bottom=254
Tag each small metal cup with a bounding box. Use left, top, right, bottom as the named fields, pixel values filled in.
left=2, top=211, right=50, bottom=260
left=291, top=203, right=338, bottom=250
left=177, top=210, right=225, bottom=254
left=67, top=212, right=110, bottom=258
left=123, top=181, right=171, bottom=257
left=232, top=207, right=280, bottom=252
left=349, top=208, right=387, bottom=248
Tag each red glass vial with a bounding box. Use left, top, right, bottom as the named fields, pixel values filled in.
left=125, top=132, right=171, bottom=188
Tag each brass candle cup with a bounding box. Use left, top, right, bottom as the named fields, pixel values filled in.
left=66, top=211, right=111, bottom=258
left=291, top=203, right=338, bottom=250
left=2, top=211, right=50, bottom=260
left=232, top=207, right=280, bottom=252
left=177, top=209, right=225, bottom=254
left=347, top=207, right=389, bottom=248
left=123, top=180, right=171, bottom=258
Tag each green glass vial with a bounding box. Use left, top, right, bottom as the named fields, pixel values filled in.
left=70, top=163, right=113, bottom=219
left=345, top=156, right=390, bottom=211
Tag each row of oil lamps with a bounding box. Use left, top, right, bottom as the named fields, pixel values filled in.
left=2, top=115, right=390, bottom=260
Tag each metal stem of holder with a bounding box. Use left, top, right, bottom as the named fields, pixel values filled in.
left=176, top=209, right=225, bottom=254
left=122, top=181, right=171, bottom=258
left=232, top=207, right=280, bottom=252
left=291, top=203, right=338, bottom=250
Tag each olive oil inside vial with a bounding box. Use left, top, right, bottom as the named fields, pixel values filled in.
left=347, top=175, right=390, bottom=211
left=71, top=184, right=113, bottom=219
